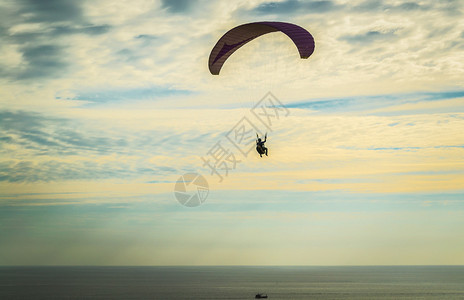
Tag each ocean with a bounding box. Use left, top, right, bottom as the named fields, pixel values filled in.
left=0, top=266, right=463, bottom=299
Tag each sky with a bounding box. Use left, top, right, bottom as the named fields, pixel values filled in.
left=0, top=0, right=463, bottom=265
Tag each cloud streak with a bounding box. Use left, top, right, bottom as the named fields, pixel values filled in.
left=57, top=86, right=191, bottom=105
left=287, top=90, right=464, bottom=114
left=0, top=0, right=110, bottom=81
left=252, top=0, right=344, bottom=15
left=0, top=109, right=216, bottom=183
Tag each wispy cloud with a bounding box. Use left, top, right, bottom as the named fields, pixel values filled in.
left=287, top=90, right=464, bottom=114
left=351, top=0, right=429, bottom=13
left=0, top=110, right=214, bottom=183
left=160, top=0, right=198, bottom=14
left=17, top=0, right=84, bottom=23
left=252, top=0, right=344, bottom=15
left=339, top=29, right=399, bottom=45
left=0, top=160, right=175, bottom=183
left=0, top=0, right=111, bottom=82
left=57, top=86, right=191, bottom=105
left=17, top=44, right=68, bottom=80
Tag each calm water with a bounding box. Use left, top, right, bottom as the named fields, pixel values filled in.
left=1, top=266, right=463, bottom=299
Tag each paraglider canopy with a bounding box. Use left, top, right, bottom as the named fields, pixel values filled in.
left=208, top=21, right=315, bottom=75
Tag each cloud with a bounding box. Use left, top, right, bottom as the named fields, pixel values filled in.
left=351, top=0, right=430, bottom=13
left=0, top=0, right=110, bottom=82
left=350, top=0, right=463, bottom=16
left=397, top=2, right=423, bottom=11
left=287, top=90, right=464, bottom=114
left=1, top=0, right=461, bottom=99
left=18, top=0, right=84, bottom=23
left=56, top=86, right=192, bottom=105
left=51, top=25, right=111, bottom=36
left=252, top=0, right=343, bottom=15
left=339, top=29, right=399, bottom=45
left=161, top=0, right=197, bottom=13
left=436, top=0, right=463, bottom=15
left=422, top=91, right=464, bottom=100
left=135, top=34, right=158, bottom=40
left=0, top=110, right=117, bottom=156
left=250, top=0, right=435, bottom=16
left=0, top=109, right=214, bottom=183
left=0, top=42, right=74, bottom=80
left=16, top=44, right=68, bottom=80
left=0, top=159, right=175, bottom=183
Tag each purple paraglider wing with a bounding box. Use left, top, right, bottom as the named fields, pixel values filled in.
left=208, top=21, right=315, bottom=75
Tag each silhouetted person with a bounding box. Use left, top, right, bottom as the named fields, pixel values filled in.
left=256, top=133, right=268, bottom=157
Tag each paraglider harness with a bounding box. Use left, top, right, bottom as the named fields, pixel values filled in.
left=256, top=133, right=268, bottom=157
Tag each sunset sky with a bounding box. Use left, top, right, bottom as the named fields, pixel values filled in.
left=1, top=0, right=463, bottom=265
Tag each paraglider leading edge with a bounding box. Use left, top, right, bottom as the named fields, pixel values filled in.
left=208, top=21, right=315, bottom=75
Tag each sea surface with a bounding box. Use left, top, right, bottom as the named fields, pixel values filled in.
left=1, top=266, right=463, bottom=299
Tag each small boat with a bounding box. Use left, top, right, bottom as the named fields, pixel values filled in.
left=255, top=293, right=268, bottom=299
